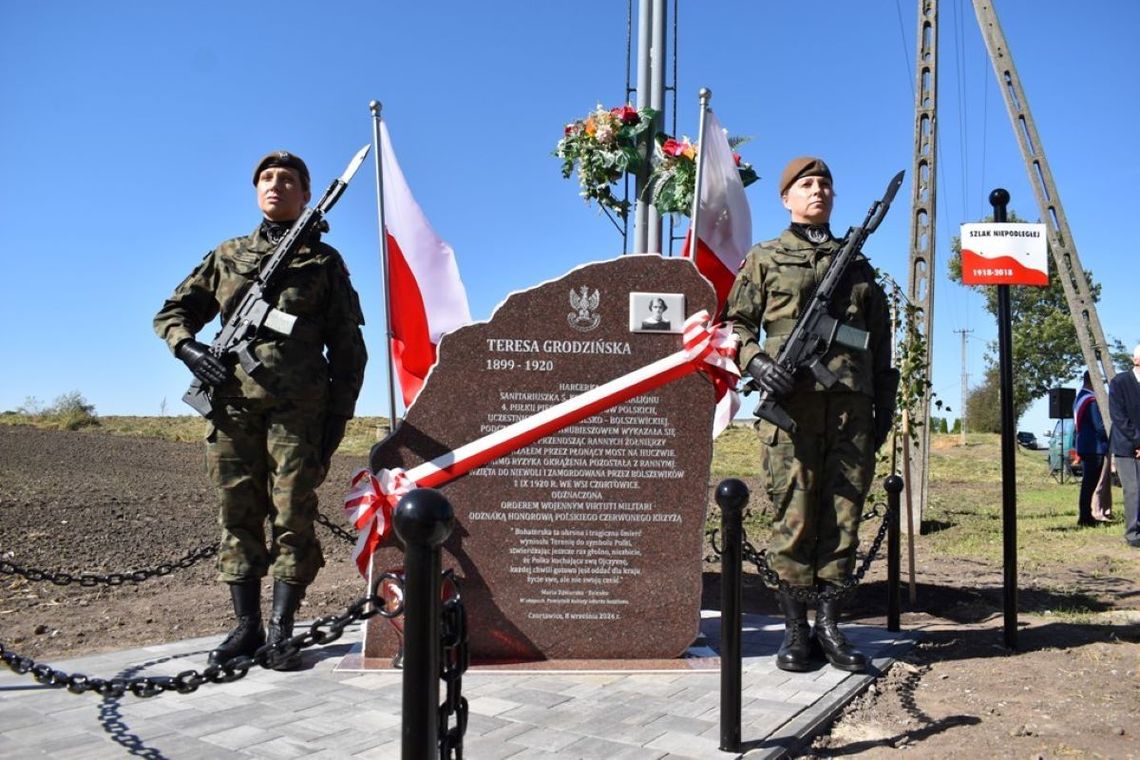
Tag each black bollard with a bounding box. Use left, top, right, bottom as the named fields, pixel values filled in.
left=716, top=478, right=749, bottom=752
left=394, top=488, right=455, bottom=760
left=884, top=475, right=904, bottom=632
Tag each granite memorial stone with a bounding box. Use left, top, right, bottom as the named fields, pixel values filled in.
left=365, top=254, right=718, bottom=662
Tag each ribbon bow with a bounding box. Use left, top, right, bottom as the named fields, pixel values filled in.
left=682, top=310, right=741, bottom=435
left=343, top=467, right=412, bottom=577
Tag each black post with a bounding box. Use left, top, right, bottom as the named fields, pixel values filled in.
left=990, top=188, right=1019, bottom=651
left=394, top=488, right=455, bottom=760
left=716, top=478, right=748, bottom=752
left=884, top=474, right=904, bottom=632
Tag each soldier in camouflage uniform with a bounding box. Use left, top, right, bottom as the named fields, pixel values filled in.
left=155, top=151, right=367, bottom=670
left=724, top=157, right=898, bottom=673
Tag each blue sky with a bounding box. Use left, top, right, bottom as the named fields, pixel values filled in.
left=2, top=1, right=1136, bottom=438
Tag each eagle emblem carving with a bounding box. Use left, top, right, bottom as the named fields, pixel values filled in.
left=567, top=286, right=601, bottom=332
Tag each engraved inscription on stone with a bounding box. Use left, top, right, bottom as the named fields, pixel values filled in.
left=365, top=255, right=716, bottom=661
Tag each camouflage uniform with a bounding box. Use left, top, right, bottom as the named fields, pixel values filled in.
left=724, top=229, right=892, bottom=588
left=155, top=223, right=367, bottom=584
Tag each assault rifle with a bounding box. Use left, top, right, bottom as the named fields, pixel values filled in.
left=752, top=170, right=905, bottom=432
left=182, top=144, right=371, bottom=418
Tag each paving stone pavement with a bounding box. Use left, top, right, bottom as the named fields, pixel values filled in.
left=0, top=612, right=916, bottom=759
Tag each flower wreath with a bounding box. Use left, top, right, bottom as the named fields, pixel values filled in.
left=554, top=104, right=657, bottom=219
left=644, top=133, right=759, bottom=217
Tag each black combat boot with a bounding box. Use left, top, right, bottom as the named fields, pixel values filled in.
left=208, top=580, right=265, bottom=666
left=813, top=594, right=868, bottom=673
left=775, top=591, right=814, bottom=672
left=264, top=580, right=306, bottom=671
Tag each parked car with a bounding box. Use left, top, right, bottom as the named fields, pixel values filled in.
left=1016, top=431, right=1039, bottom=449
left=1047, top=418, right=1081, bottom=477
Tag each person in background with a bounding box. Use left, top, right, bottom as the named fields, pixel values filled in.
left=724, top=156, right=898, bottom=672
left=155, top=150, right=368, bottom=669
left=1074, top=371, right=1111, bottom=526
left=1107, top=345, right=1140, bottom=548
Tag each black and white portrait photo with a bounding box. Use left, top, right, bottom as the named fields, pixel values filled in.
left=629, top=292, right=685, bottom=334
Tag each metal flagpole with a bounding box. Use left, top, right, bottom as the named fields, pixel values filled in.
left=646, top=0, right=667, bottom=254
left=370, top=100, right=399, bottom=435
left=688, top=88, right=712, bottom=251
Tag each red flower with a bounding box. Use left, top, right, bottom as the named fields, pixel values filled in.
left=564, top=123, right=578, bottom=136
left=610, top=105, right=640, bottom=125
left=733, top=153, right=742, bottom=166
left=662, top=138, right=687, bottom=157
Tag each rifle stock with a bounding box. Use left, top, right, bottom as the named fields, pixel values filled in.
left=751, top=170, right=904, bottom=432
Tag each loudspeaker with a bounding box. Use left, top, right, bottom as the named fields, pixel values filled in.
left=1048, top=387, right=1075, bottom=419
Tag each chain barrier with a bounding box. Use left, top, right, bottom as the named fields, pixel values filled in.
left=0, top=511, right=354, bottom=587
left=0, top=545, right=218, bottom=587
left=0, top=571, right=406, bottom=698
left=707, top=501, right=892, bottom=604
left=438, top=569, right=469, bottom=760
left=314, top=510, right=356, bottom=545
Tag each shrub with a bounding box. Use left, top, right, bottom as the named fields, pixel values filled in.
left=45, top=391, right=100, bottom=430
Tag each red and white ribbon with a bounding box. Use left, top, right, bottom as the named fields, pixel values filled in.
left=344, top=467, right=411, bottom=577
left=344, top=310, right=739, bottom=577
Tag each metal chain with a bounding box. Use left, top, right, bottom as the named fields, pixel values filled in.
left=0, top=574, right=405, bottom=698
left=708, top=501, right=892, bottom=604
left=438, top=570, right=469, bottom=760
left=0, top=511, right=355, bottom=586
left=0, top=545, right=218, bottom=587
left=314, top=510, right=356, bottom=545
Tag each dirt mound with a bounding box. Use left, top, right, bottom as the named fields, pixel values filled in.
left=0, top=424, right=365, bottom=659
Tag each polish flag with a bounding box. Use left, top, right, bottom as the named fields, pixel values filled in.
left=680, top=110, right=752, bottom=314
left=380, top=121, right=472, bottom=407
left=680, top=111, right=750, bottom=434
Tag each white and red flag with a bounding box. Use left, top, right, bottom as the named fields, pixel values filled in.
left=680, top=111, right=752, bottom=314
left=379, top=121, right=472, bottom=407
left=680, top=110, right=750, bottom=433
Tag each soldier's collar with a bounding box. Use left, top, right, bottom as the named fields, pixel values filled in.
left=788, top=222, right=834, bottom=245
left=260, top=218, right=298, bottom=246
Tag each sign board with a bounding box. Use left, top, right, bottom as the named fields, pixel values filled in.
left=960, top=223, right=1048, bottom=286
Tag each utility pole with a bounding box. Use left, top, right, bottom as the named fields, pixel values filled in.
left=955, top=328, right=972, bottom=444
left=906, top=0, right=939, bottom=531
left=633, top=0, right=666, bottom=254
left=971, top=0, right=1115, bottom=419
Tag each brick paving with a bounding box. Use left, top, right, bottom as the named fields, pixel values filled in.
left=0, top=612, right=915, bottom=759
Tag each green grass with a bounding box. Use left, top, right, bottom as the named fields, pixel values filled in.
left=897, top=434, right=1129, bottom=576
left=704, top=428, right=1136, bottom=588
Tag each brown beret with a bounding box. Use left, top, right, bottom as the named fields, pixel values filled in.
left=778, top=156, right=832, bottom=196
left=252, top=150, right=310, bottom=191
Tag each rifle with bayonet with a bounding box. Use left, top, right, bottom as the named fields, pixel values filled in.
left=182, top=144, right=371, bottom=418
left=752, top=170, right=905, bottom=432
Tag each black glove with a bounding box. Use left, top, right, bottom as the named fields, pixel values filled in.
left=320, top=415, right=349, bottom=469
left=873, top=369, right=901, bottom=450
left=175, top=340, right=229, bottom=386
left=746, top=354, right=795, bottom=396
